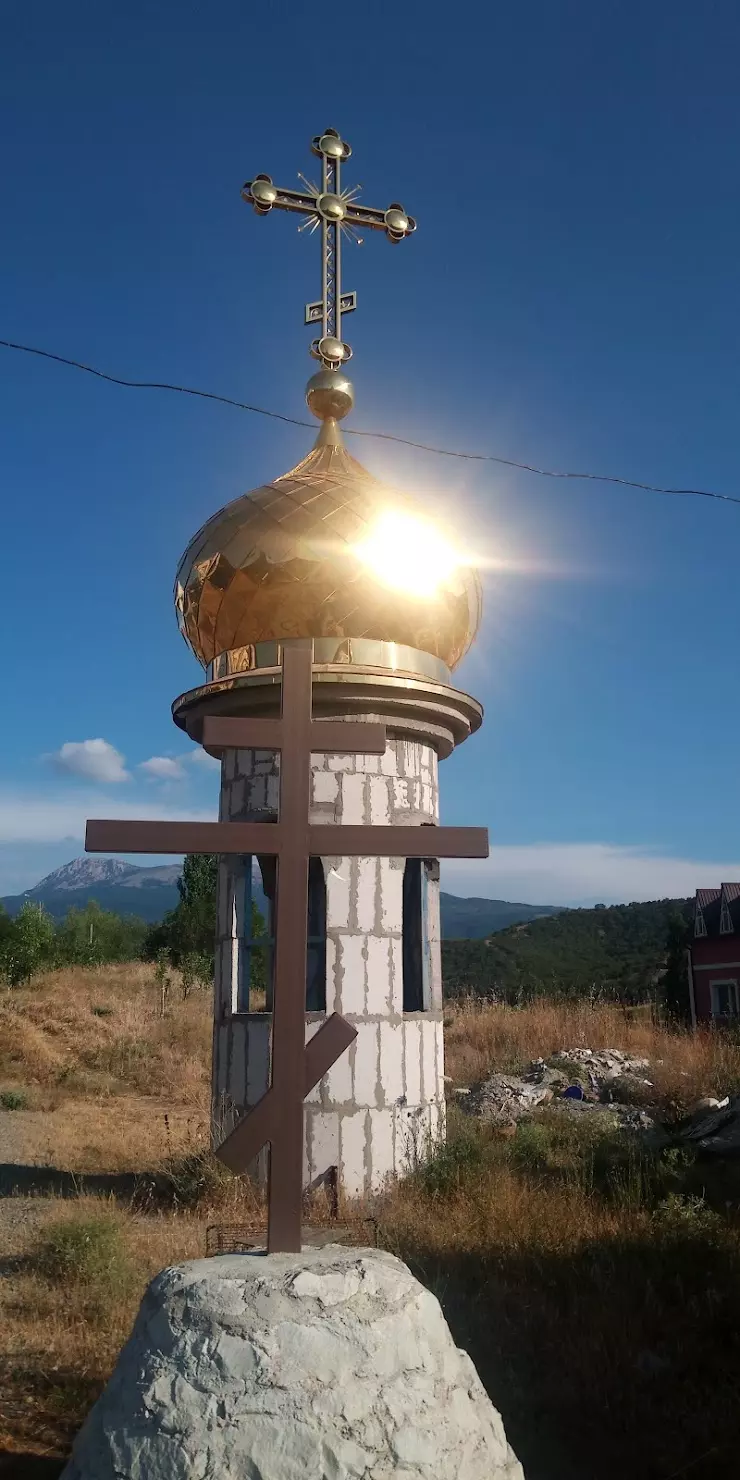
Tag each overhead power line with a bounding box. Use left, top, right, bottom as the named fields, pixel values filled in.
left=2, top=336, right=739, bottom=508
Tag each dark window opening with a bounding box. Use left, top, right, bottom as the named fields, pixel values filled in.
left=306, top=857, right=327, bottom=1011
left=403, top=859, right=432, bottom=1012
left=234, top=856, right=326, bottom=1013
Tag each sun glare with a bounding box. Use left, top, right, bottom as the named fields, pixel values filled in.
left=354, top=509, right=460, bottom=597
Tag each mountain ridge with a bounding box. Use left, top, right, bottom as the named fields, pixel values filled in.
left=0, top=857, right=562, bottom=937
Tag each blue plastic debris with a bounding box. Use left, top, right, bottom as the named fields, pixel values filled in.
left=563, top=1084, right=584, bottom=1100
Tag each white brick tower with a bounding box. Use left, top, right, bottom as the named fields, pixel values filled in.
left=210, top=735, right=447, bottom=1195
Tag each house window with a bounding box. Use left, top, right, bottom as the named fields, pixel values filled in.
left=710, top=980, right=739, bottom=1019
left=720, top=905, right=734, bottom=935
left=233, top=856, right=326, bottom=1013
left=402, top=859, right=432, bottom=1012
left=694, top=910, right=707, bottom=938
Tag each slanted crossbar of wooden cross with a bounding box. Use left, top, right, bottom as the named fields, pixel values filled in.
left=85, top=646, right=488, bottom=1252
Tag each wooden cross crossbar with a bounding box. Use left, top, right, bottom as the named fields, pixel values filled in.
left=85, top=647, right=488, bottom=1252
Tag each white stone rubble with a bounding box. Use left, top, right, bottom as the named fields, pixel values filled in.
left=461, top=1048, right=656, bottom=1128
left=62, top=1246, right=525, bottom=1480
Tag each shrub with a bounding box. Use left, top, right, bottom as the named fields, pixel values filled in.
left=416, top=1119, right=490, bottom=1197
left=0, top=1087, right=28, bottom=1110
left=508, top=1119, right=556, bottom=1174
left=161, top=1148, right=234, bottom=1210
left=651, top=1192, right=724, bottom=1241
left=35, top=1214, right=134, bottom=1292
left=2, top=902, right=56, bottom=985
left=180, top=951, right=212, bottom=999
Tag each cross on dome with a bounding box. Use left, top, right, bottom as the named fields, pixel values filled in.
left=242, top=128, right=416, bottom=372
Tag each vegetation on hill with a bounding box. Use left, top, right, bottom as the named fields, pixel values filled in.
left=438, top=892, right=561, bottom=939
left=1, top=860, right=695, bottom=1015
left=442, top=896, right=694, bottom=1009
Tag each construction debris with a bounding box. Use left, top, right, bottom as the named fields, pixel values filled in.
left=655, top=1097, right=740, bottom=1157
left=456, top=1047, right=740, bottom=1155
left=459, top=1048, right=656, bottom=1130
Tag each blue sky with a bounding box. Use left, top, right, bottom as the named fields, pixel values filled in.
left=2, top=0, right=740, bottom=905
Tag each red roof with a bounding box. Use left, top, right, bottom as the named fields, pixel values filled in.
left=696, top=888, right=721, bottom=907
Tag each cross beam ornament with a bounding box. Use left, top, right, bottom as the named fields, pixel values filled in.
left=85, top=649, right=488, bottom=1253
left=243, top=129, right=416, bottom=371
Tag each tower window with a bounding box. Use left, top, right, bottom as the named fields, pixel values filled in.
left=233, top=856, right=326, bottom=1013
left=234, top=857, right=271, bottom=1012
left=306, top=857, right=327, bottom=1012
left=402, top=859, right=432, bottom=1012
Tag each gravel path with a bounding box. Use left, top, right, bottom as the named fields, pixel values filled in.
left=0, top=1194, right=56, bottom=1253
left=0, top=1108, right=35, bottom=1169
left=0, top=1111, right=56, bottom=1254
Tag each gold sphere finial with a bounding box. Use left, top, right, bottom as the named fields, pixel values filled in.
left=306, top=367, right=355, bottom=422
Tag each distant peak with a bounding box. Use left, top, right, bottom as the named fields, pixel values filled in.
left=33, top=857, right=139, bottom=893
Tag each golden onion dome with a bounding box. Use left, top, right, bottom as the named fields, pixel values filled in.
left=174, top=416, right=481, bottom=680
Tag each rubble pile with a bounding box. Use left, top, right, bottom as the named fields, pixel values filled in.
left=455, top=1046, right=740, bottom=1155
left=458, top=1048, right=656, bottom=1130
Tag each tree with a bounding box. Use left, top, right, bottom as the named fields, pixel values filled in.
left=662, top=912, right=693, bottom=1023
left=2, top=902, right=56, bottom=986
left=144, top=854, right=218, bottom=968
left=0, top=905, right=14, bottom=958
left=246, top=899, right=268, bottom=997
left=55, top=901, right=148, bottom=966
left=144, top=854, right=269, bottom=996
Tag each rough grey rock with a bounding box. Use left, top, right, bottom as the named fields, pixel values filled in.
left=61, top=1245, right=525, bottom=1480
left=657, top=1095, right=740, bottom=1157
left=463, top=1072, right=553, bottom=1123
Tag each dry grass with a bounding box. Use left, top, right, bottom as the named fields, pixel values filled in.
left=3, top=972, right=740, bottom=1478
left=444, top=996, right=740, bottom=1109
left=0, top=963, right=211, bottom=1104
left=375, top=1109, right=740, bottom=1480
left=0, top=1196, right=206, bottom=1460
left=11, top=1098, right=209, bottom=1175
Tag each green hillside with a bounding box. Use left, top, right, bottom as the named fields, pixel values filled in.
left=441, top=896, right=694, bottom=1004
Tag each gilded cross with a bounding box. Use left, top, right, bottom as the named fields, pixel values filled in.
left=242, top=128, right=416, bottom=372
left=85, top=647, right=488, bottom=1253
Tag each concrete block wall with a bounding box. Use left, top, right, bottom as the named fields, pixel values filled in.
left=212, top=736, right=446, bottom=1196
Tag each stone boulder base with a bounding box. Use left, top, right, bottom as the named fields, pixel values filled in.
left=62, top=1245, right=524, bottom=1480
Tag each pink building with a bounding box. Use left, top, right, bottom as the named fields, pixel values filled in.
left=689, top=884, right=740, bottom=1025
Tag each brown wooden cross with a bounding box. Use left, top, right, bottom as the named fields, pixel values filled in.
left=86, top=645, right=488, bottom=1252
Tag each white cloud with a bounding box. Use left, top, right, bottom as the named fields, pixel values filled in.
left=2, top=787, right=737, bottom=909
left=139, top=756, right=186, bottom=781
left=0, top=790, right=214, bottom=845
left=187, top=747, right=222, bottom=772
left=441, top=842, right=740, bottom=907
left=51, top=739, right=130, bottom=784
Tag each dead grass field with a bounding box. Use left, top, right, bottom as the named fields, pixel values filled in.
left=2, top=966, right=740, bottom=1479
left=445, top=993, right=740, bottom=1108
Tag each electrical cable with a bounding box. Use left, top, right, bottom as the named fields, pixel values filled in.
left=3, top=336, right=739, bottom=507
